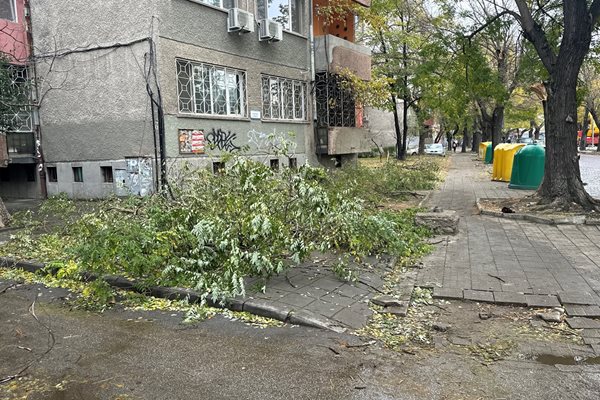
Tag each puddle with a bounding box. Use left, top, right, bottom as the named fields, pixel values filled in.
left=532, top=354, right=600, bottom=365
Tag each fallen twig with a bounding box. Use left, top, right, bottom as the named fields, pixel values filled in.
left=344, top=340, right=376, bottom=348
left=487, top=274, right=506, bottom=283
left=16, top=346, right=32, bottom=352
left=0, top=299, right=56, bottom=385
left=0, top=283, right=16, bottom=294
left=285, top=272, right=298, bottom=289
left=389, top=191, right=425, bottom=197
left=427, top=239, right=446, bottom=245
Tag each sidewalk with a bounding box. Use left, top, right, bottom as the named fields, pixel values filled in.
left=417, top=153, right=600, bottom=312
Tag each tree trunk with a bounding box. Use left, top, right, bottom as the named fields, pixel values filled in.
left=491, top=105, right=504, bottom=159
left=0, top=196, right=10, bottom=228
left=515, top=0, right=597, bottom=210
left=471, top=130, right=481, bottom=153
left=446, top=131, right=452, bottom=151
left=461, top=126, right=469, bottom=153
left=538, top=78, right=596, bottom=209
left=418, top=129, right=426, bottom=154
left=399, top=95, right=409, bottom=160
left=391, top=94, right=402, bottom=159
left=580, top=107, right=590, bottom=151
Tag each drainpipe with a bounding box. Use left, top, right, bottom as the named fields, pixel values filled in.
left=309, top=0, right=317, bottom=164
left=24, top=0, right=47, bottom=199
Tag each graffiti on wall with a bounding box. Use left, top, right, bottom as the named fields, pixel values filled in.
left=179, top=129, right=205, bottom=154
left=206, top=128, right=240, bottom=152
left=247, top=129, right=297, bottom=156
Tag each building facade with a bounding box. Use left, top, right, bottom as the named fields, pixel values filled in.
left=0, top=0, right=41, bottom=199
left=7, top=0, right=371, bottom=199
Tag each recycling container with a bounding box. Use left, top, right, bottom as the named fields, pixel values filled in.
left=484, top=143, right=493, bottom=164
left=509, top=144, right=545, bottom=190
left=492, top=144, right=511, bottom=180
left=479, top=141, right=491, bottom=159
left=500, top=143, right=526, bottom=182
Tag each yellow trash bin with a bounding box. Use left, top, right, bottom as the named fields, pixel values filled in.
left=500, top=143, right=526, bottom=182
left=492, top=144, right=510, bottom=181
left=479, top=142, right=491, bottom=159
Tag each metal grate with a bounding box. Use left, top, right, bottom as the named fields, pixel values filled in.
left=261, top=75, right=306, bottom=121
left=314, top=72, right=355, bottom=128
left=177, top=59, right=246, bottom=117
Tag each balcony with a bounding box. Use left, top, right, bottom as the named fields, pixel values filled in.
left=314, top=35, right=371, bottom=80
left=6, top=131, right=36, bottom=162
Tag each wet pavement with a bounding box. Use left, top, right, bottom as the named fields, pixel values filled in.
left=418, top=154, right=600, bottom=346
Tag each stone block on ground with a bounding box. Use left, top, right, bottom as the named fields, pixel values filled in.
left=566, top=317, right=600, bottom=329
left=557, top=291, right=596, bottom=305
left=581, top=329, right=600, bottom=338
left=525, top=294, right=561, bottom=308
left=492, top=291, right=527, bottom=306
left=433, top=287, right=464, bottom=300
left=370, top=295, right=404, bottom=307
left=382, top=304, right=409, bottom=317
left=415, top=210, right=460, bottom=234
left=463, top=289, right=494, bottom=303
left=564, top=305, right=600, bottom=318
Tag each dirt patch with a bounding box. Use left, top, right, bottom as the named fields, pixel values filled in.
left=478, top=197, right=600, bottom=224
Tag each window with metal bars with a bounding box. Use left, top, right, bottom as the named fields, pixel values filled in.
left=177, top=59, right=246, bottom=117
left=314, top=72, right=355, bottom=128
left=261, top=75, right=306, bottom=121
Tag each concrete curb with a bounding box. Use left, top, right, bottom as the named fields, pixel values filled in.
left=475, top=198, right=599, bottom=226
left=0, top=257, right=347, bottom=332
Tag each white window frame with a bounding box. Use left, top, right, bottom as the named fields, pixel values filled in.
left=177, top=59, right=247, bottom=118
left=261, top=75, right=307, bottom=122
left=260, top=0, right=303, bottom=34
left=0, top=0, right=17, bottom=23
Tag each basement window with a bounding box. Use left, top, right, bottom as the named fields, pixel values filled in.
left=101, top=166, right=113, bottom=183
left=47, top=167, right=57, bottom=182
left=270, top=159, right=279, bottom=171
left=0, top=0, right=16, bottom=22
left=212, top=161, right=225, bottom=174
left=72, top=167, right=83, bottom=183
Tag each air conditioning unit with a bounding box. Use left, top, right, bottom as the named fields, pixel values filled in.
left=227, top=8, right=254, bottom=33
left=258, top=19, right=283, bottom=42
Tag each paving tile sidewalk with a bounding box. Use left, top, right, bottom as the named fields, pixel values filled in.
left=417, top=153, right=600, bottom=310
left=241, top=254, right=410, bottom=330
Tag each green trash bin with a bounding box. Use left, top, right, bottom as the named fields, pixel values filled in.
left=508, top=144, right=545, bottom=190
left=484, top=143, right=493, bottom=164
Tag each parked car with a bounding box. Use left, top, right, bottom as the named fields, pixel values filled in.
left=424, top=143, right=446, bottom=156
left=407, top=146, right=419, bottom=155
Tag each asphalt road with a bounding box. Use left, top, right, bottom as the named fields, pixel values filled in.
left=580, top=154, right=600, bottom=198
left=2, top=283, right=600, bottom=400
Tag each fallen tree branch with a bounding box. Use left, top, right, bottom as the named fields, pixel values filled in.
left=0, top=300, right=56, bottom=385
left=0, top=283, right=16, bottom=294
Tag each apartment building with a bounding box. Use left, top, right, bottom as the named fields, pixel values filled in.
left=0, top=0, right=41, bottom=199
left=27, top=0, right=312, bottom=198
left=2, top=0, right=372, bottom=199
